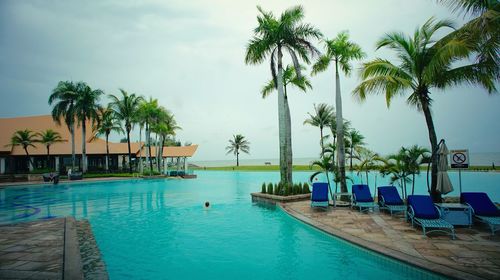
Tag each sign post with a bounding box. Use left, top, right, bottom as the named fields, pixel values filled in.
left=450, top=149, right=469, bottom=194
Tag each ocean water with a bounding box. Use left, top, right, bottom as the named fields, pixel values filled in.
left=192, top=152, right=500, bottom=167
left=0, top=171, right=457, bottom=279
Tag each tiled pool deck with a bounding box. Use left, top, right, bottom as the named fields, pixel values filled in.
left=282, top=201, right=500, bottom=280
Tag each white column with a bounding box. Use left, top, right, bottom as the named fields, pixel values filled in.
left=0, top=158, right=5, bottom=174
left=184, top=157, right=187, bottom=171
left=118, top=155, right=123, bottom=169
left=29, top=157, right=34, bottom=172
left=55, top=156, right=60, bottom=172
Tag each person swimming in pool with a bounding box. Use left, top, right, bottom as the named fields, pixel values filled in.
left=204, top=201, right=210, bottom=208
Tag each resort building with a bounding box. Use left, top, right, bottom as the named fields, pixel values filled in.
left=0, top=115, right=198, bottom=174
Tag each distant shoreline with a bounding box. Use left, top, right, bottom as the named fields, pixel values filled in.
left=192, top=164, right=499, bottom=172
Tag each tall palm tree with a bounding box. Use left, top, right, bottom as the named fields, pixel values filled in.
left=262, top=65, right=312, bottom=171
left=312, top=31, right=365, bottom=194
left=327, top=115, right=351, bottom=166
left=152, top=108, right=181, bottom=173
left=303, top=103, right=334, bottom=153
left=346, top=129, right=365, bottom=170
left=245, top=5, right=321, bottom=185
left=37, top=129, right=65, bottom=170
left=353, top=17, right=495, bottom=201
left=109, top=89, right=144, bottom=173
left=91, top=108, right=124, bottom=172
left=225, top=134, right=250, bottom=166
left=74, top=82, right=103, bottom=173
left=137, top=97, right=161, bottom=174
left=7, top=130, right=38, bottom=171
left=49, top=81, right=78, bottom=171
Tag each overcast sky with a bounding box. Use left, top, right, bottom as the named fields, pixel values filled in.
left=0, top=0, right=498, bottom=161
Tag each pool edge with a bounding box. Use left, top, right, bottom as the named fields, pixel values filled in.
left=278, top=203, right=485, bottom=280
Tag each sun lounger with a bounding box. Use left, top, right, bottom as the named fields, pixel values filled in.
left=69, top=172, right=83, bottom=180
left=311, top=182, right=329, bottom=208
left=351, top=184, right=377, bottom=213
left=407, top=195, right=455, bottom=239
left=461, top=192, right=500, bottom=235
left=378, top=186, right=406, bottom=217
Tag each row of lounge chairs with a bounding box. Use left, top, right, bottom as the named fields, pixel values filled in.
left=310, top=183, right=499, bottom=238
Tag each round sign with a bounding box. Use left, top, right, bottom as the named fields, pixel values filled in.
left=453, top=152, right=466, bottom=164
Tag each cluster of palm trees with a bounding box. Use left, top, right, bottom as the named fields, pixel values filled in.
left=7, top=129, right=65, bottom=170
left=48, top=82, right=180, bottom=174
left=245, top=1, right=498, bottom=201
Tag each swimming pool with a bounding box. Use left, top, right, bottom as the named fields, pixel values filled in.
left=1, top=171, right=497, bottom=279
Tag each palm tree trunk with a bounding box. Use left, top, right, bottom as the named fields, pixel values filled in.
left=320, top=127, right=324, bottom=154
left=412, top=174, right=415, bottom=195
left=350, top=146, right=353, bottom=171
left=46, top=146, right=50, bottom=170
left=126, top=128, right=132, bottom=173
left=24, top=147, right=32, bottom=171
left=284, top=94, right=293, bottom=183
left=156, top=134, right=160, bottom=173
left=147, top=124, right=153, bottom=175
left=160, top=136, right=165, bottom=174
left=81, top=119, right=87, bottom=173
left=139, top=125, right=143, bottom=174
left=277, top=48, right=291, bottom=184
left=105, top=133, right=110, bottom=173
left=71, top=124, right=76, bottom=171
left=236, top=151, right=239, bottom=167
left=421, top=96, right=440, bottom=202
left=334, top=62, right=347, bottom=193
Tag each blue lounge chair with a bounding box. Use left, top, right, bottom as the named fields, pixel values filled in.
left=351, top=184, right=377, bottom=213
left=461, top=192, right=500, bottom=235
left=378, top=186, right=406, bottom=217
left=311, top=182, right=329, bottom=208
left=407, top=195, right=455, bottom=239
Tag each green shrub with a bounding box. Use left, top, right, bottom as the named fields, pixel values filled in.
left=267, top=183, right=273, bottom=195
left=302, top=183, right=310, bottom=194
left=277, top=182, right=283, bottom=196
left=261, top=183, right=266, bottom=193
left=273, top=183, right=278, bottom=195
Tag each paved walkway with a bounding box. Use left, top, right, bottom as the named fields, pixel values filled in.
left=0, top=218, right=84, bottom=280
left=282, top=201, right=500, bottom=280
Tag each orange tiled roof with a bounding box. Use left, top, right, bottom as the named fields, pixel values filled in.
left=0, top=115, right=197, bottom=157
left=137, top=144, right=198, bottom=157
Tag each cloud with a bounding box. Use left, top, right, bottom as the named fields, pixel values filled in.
left=0, top=0, right=498, bottom=162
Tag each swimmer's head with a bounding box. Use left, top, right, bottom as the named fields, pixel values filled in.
left=204, top=201, right=210, bottom=208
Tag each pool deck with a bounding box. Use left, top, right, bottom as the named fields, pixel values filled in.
left=281, top=201, right=500, bottom=280
left=0, top=218, right=84, bottom=280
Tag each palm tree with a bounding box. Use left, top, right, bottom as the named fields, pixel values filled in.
left=92, top=108, right=124, bottom=172
left=137, top=97, right=161, bottom=174
left=7, top=130, right=38, bottom=171
left=262, top=65, right=312, bottom=175
left=353, top=17, right=495, bottom=201
left=303, top=103, right=334, bottom=153
left=310, top=152, right=335, bottom=199
left=225, top=134, right=250, bottom=166
left=49, top=81, right=78, bottom=171
left=346, top=129, right=365, bottom=170
left=312, top=31, right=365, bottom=194
left=109, top=89, right=144, bottom=173
left=152, top=108, right=181, bottom=173
left=74, top=82, right=103, bottom=173
left=245, top=5, right=321, bottom=185
left=356, top=148, right=384, bottom=186
left=380, top=149, right=412, bottom=200
left=437, top=0, right=499, bottom=80
left=404, top=145, right=430, bottom=195
left=37, top=129, right=65, bottom=170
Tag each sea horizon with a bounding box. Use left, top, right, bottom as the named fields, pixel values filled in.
left=191, top=152, right=500, bottom=167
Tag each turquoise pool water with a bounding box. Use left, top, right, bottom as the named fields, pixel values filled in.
left=1, top=171, right=497, bottom=279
